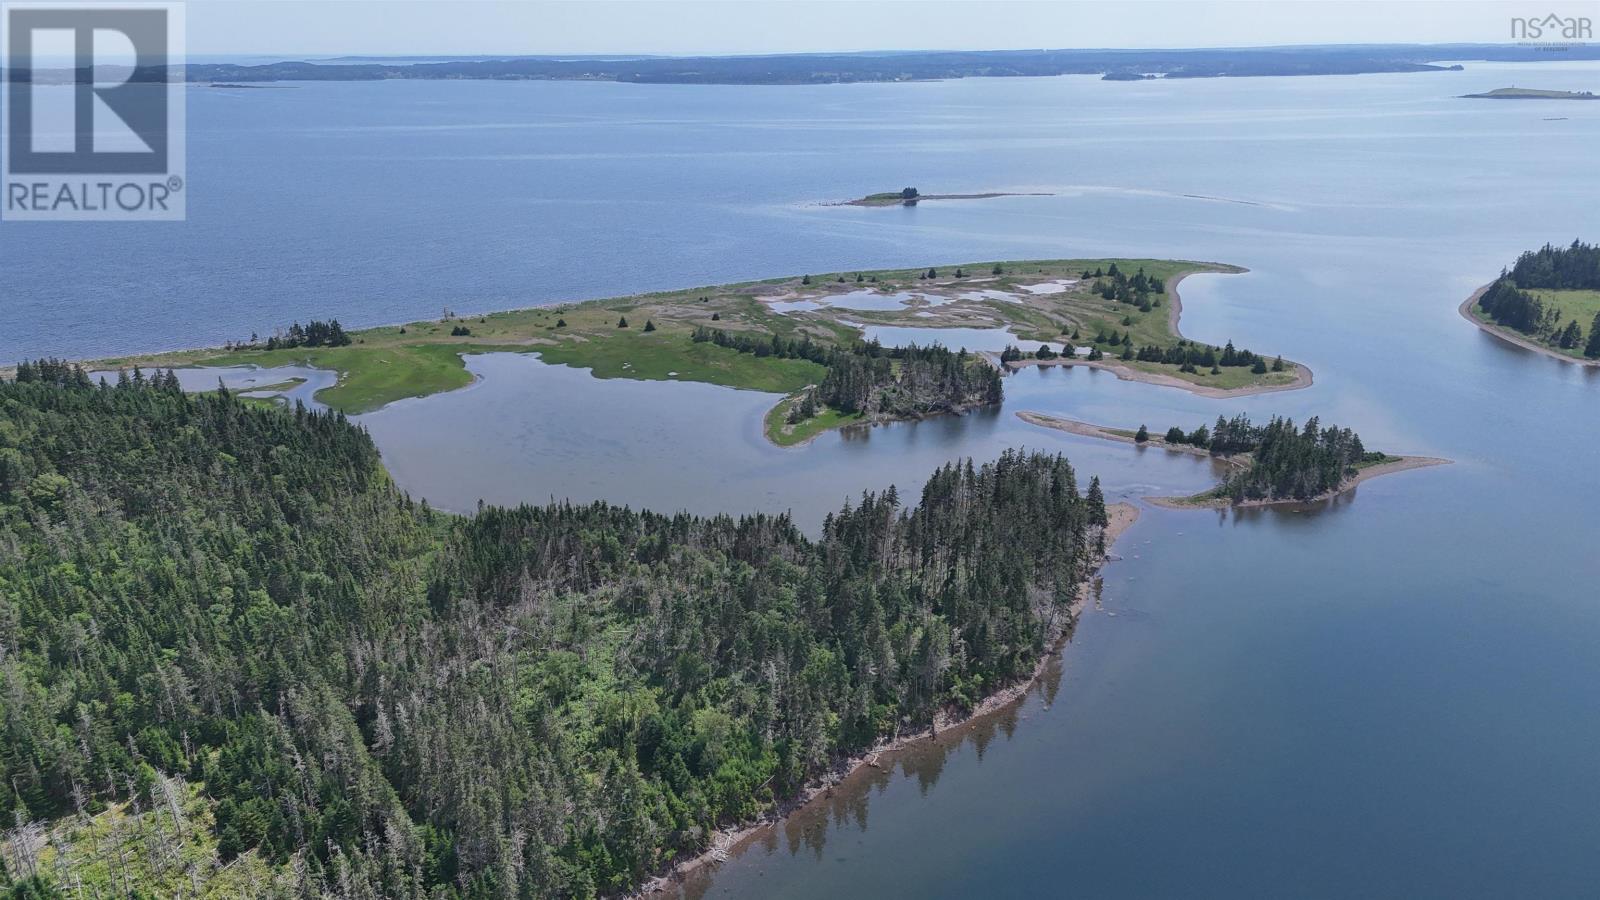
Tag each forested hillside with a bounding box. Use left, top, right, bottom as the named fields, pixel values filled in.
left=0, top=365, right=1107, bottom=898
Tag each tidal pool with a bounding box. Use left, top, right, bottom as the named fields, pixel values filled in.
left=357, top=353, right=1230, bottom=531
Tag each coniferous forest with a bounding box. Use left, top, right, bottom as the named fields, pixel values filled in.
left=1217, top=416, right=1371, bottom=502
left=0, top=364, right=1107, bottom=898
left=813, top=341, right=1002, bottom=418
left=692, top=328, right=1004, bottom=422
left=1157, top=413, right=1380, bottom=503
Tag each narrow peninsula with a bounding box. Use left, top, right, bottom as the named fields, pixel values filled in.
left=86, top=258, right=1310, bottom=446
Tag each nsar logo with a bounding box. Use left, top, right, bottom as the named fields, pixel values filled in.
left=1511, top=11, right=1593, bottom=42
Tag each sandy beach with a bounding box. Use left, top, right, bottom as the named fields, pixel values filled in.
left=637, top=500, right=1139, bottom=896
left=1015, top=410, right=1234, bottom=463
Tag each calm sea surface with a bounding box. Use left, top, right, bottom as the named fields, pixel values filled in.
left=9, top=61, right=1600, bottom=898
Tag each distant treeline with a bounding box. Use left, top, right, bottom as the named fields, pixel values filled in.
left=158, top=45, right=1592, bottom=86
left=257, top=319, right=352, bottom=351
left=1477, top=241, right=1600, bottom=357
left=1509, top=240, right=1600, bottom=290
left=0, top=365, right=1109, bottom=896
left=1003, top=337, right=1283, bottom=374
left=690, top=326, right=834, bottom=364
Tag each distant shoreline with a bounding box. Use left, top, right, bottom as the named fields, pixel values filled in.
left=171, top=45, right=1526, bottom=87
left=1457, top=283, right=1600, bottom=368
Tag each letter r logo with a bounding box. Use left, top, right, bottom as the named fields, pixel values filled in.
left=6, top=6, right=169, bottom=173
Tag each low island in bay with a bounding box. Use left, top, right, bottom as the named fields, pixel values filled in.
left=1018, top=410, right=1449, bottom=508
left=1460, top=87, right=1598, bottom=100
left=1462, top=240, right=1600, bottom=365
left=86, top=257, right=1311, bottom=447
left=842, top=187, right=1054, bottom=206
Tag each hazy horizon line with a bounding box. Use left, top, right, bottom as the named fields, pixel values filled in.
left=195, top=41, right=1573, bottom=61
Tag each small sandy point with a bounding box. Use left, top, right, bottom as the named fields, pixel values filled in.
left=1016, top=410, right=1233, bottom=463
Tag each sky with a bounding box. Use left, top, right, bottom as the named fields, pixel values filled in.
left=180, top=0, right=1598, bottom=57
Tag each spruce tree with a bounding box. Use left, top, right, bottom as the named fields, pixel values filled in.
left=1588, top=312, right=1600, bottom=358
left=1557, top=320, right=1581, bottom=349
left=1135, top=424, right=1149, bottom=443
left=1086, top=476, right=1109, bottom=527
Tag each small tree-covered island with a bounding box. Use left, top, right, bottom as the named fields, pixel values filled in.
left=1017, top=411, right=1449, bottom=507
left=0, top=364, right=1136, bottom=897
left=1464, top=240, right=1600, bottom=364
left=92, top=259, right=1310, bottom=446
